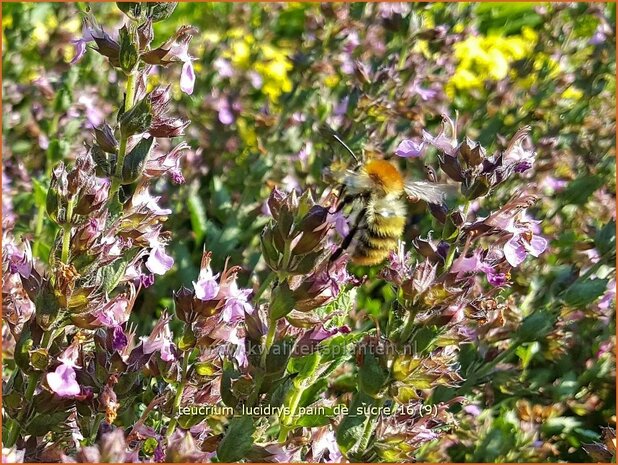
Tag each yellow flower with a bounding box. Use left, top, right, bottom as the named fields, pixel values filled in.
left=448, top=29, right=539, bottom=94
left=561, top=86, right=583, bottom=101
left=237, top=117, right=257, bottom=148
left=324, top=74, right=340, bottom=88
left=229, top=40, right=251, bottom=68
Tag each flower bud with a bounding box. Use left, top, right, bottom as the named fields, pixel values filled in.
left=35, top=284, right=61, bottom=330
left=119, top=95, right=153, bottom=137
left=137, top=20, right=154, bottom=50
left=412, top=236, right=445, bottom=264
left=428, top=202, right=448, bottom=224
left=267, top=188, right=286, bottom=221
left=46, top=163, right=68, bottom=225
left=462, top=176, right=490, bottom=200
left=293, top=205, right=330, bottom=254
left=119, top=25, right=139, bottom=74
left=456, top=137, right=486, bottom=167
left=92, top=145, right=116, bottom=177
left=260, top=229, right=280, bottom=271
left=117, top=2, right=178, bottom=23
left=29, top=347, right=50, bottom=371
left=269, top=282, right=296, bottom=320
left=67, top=153, right=96, bottom=199
left=173, top=287, right=196, bottom=323
left=92, top=30, right=121, bottom=68
left=148, top=116, right=188, bottom=138
left=439, top=154, right=465, bottom=182
left=94, top=123, right=119, bottom=154
left=121, top=137, right=154, bottom=184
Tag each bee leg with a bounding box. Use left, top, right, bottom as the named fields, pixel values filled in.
left=330, top=222, right=360, bottom=262
left=330, top=190, right=353, bottom=214
left=327, top=207, right=366, bottom=275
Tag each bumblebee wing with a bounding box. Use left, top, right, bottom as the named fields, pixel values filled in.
left=403, top=180, right=455, bottom=205
left=341, top=169, right=373, bottom=195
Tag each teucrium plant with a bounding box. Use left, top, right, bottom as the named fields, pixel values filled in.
left=2, top=2, right=197, bottom=457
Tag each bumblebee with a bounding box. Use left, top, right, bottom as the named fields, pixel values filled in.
left=325, top=129, right=452, bottom=266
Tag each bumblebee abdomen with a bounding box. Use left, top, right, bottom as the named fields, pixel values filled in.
left=367, top=215, right=407, bottom=237
left=351, top=207, right=406, bottom=266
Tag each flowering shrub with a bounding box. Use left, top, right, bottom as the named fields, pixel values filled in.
left=2, top=2, right=615, bottom=463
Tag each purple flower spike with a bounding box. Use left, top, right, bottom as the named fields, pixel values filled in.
left=395, top=139, right=426, bottom=158
left=47, top=363, right=81, bottom=398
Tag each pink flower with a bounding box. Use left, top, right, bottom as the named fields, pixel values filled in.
left=221, top=280, right=253, bottom=324
left=193, top=264, right=220, bottom=301
left=504, top=127, right=536, bottom=173
left=70, top=20, right=97, bottom=64
left=503, top=219, right=548, bottom=267
left=112, top=326, right=128, bottom=352
left=95, top=295, right=131, bottom=328
left=213, top=57, right=234, bottom=78
left=4, top=238, right=33, bottom=278
left=422, top=114, right=458, bottom=156
left=146, top=246, right=174, bottom=275
left=328, top=211, right=350, bottom=238
left=47, top=363, right=81, bottom=398
left=141, top=313, right=175, bottom=362
left=451, top=249, right=507, bottom=287
left=210, top=325, right=248, bottom=367
left=395, top=139, right=426, bottom=158
left=144, top=141, right=190, bottom=182
left=180, top=60, right=195, bottom=95
left=132, top=185, right=172, bottom=216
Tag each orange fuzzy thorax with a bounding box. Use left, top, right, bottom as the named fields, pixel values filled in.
left=363, top=160, right=404, bottom=195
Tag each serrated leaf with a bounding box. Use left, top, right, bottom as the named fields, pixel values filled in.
left=216, top=416, right=254, bottom=463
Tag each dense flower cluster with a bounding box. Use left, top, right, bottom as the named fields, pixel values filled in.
left=2, top=2, right=614, bottom=463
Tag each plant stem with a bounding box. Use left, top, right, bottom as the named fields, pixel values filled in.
left=278, top=383, right=304, bottom=442
left=399, top=308, right=416, bottom=344
left=443, top=201, right=470, bottom=270
left=60, top=197, right=75, bottom=263
left=167, top=351, right=190, bottom=438
left=254, top=271, right=276, bottom=303
left=108, top=71, right=138, bottom=207
left=260, top=319, right=277, bottom=369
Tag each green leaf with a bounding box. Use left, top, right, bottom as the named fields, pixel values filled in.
left=32, top=178, right=47, bottom=208
left=121, top=136, right=154, bottom=184
left=336, top=391, right=375, bottom=455
left=187, top=192, right=208, bottom=244
left=595, top=220, right=616, bottom=259
left=269, top=282, right=296, bottom=320
left=221, top=361, right=240, bottom=408
left=287, top=351, right=321, bottom=383
left=27, top=410, right=72, bottom=436
left=358, top=351, right=388, bottom=397
left=517, top=308, right=555, bottom=342
left=216, top=416, right=254, bottom=463
left=562, top=278, right=609, bottom=308
left=559, top=176, right=603, bottom=206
